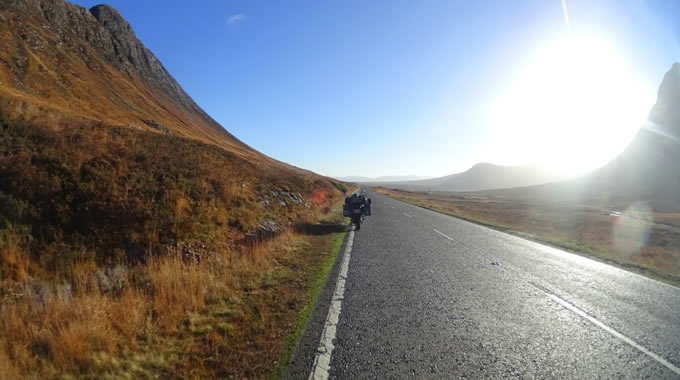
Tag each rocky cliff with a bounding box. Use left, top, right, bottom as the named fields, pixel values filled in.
left=648, top=62, right=680, bottom=137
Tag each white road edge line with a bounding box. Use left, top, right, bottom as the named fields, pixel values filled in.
left=433, top=228, right=455, bottom=241
left=308, top=230, right=354, bottom=380
left=403, top=212, right=412, bottom=218
left=547, top=293, right=680, bottom=375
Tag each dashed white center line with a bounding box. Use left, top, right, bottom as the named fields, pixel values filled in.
left=433, top=228, right=455, bottom=241
left=403, top=212, right=412, bottom=218
left=308, top=231, right=354, bottom=380
left=546, top=293, right=680, bottom=376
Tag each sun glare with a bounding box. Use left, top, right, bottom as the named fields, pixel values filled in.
left=492, top=35, right=655, bottom=176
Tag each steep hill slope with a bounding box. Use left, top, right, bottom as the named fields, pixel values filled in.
left=0, top=1, right=348, bottom=378
left=0, top=0, right=344, bottom=261
left=0, top=0, right=302, bottom=167
left=491, top=63, right=680, bottom=211
left=376, top=163, right=568, bottom=192
left=0, top=0, right=349, bottom=296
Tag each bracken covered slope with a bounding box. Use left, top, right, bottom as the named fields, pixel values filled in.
left=0, top=2, right=338, bottom=378
left=0, top=0, right=345, bottom=266
left=0, top=0, right=306, bottom=166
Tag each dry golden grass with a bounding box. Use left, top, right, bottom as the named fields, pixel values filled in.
left=375, top=187, right=680, bottom=284
left=654, top=213, right=680, bottom=228
left=0, top=232, right=30, bottom=282
left=0, top=207, right=346, bottom=379
left=0, top=97, right=348, bottom=379
left=2, top=285, right=123, bottom=376
left=0, top=5, right=354, bottom=378
left=0, top=7, right=294, bottom=168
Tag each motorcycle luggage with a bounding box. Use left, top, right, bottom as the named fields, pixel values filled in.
left=343, top=204, right=350, bottom=217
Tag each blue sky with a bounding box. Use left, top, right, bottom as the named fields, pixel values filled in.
left=72, top=0, right=680, bottom=178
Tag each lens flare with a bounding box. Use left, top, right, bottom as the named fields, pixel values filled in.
left=642, top=120, right=680, bottom=142
left=612, top=201, right=653, bottom=256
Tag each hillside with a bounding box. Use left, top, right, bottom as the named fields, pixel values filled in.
left=583, top=62, right=680, bottom=208
left=0, top=0, right=345, bottom=253
left=0, top=1, right=347, bottom=378
left=375, top=163, right=569, bottom=192
left=2, top=2, right=231, bottom=148
left=492, top=63, right=680, bottom=211
left=0, top=0, right=316, bottom=171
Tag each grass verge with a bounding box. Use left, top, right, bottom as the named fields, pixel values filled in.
left=0, top=113, right=354, bottom=378
left=0, top=217, right=350, bottom=379
left=273, top=227, right=347, bottom=379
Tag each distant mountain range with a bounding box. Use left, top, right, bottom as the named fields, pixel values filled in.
left=336, top=175, right=434, bottom=183
left=368, top=163, right=570, bottom=192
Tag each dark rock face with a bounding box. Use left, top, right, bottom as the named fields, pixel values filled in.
left=144, top=120, right=173, bottom=135
left=89, top=4, right=149, bottom=72
left=648, top=63, right=680, bottom=137
left=87, top=4, right=204, bottom=116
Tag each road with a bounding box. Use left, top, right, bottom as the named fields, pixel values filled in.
left=287, top=192, right=680, bottom=379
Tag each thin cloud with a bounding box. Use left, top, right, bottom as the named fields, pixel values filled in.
left=227, top=13, right=246, bottom=25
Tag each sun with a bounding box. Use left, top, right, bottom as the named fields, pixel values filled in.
left=491, top=34, right=655, bottom=176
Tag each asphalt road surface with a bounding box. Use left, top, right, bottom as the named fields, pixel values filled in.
left=287, top=192, right=680, bottom=379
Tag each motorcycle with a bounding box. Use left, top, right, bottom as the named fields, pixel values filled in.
left=350, top=205, right=365, bottom=230
left=343, top=193, right=371, bottom=230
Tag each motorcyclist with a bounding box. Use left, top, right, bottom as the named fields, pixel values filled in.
left=345, top=192, right=365, bottom=208
left=360, top=189, right=372, bottom=216
left=344, top=191, right=372, bottom=230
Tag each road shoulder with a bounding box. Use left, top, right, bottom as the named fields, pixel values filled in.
left=283, top=226, right=352, bottom=379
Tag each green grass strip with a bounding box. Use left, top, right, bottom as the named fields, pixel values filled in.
left=272, top=227, right=348, bottom=379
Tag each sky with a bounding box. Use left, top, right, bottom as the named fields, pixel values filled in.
left=71, top=0, right=680, bottom=178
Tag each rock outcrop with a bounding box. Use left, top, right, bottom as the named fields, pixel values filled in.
left=87, top=4, right=211, bottom=120
left=648, top=62, right=680, bottom=136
